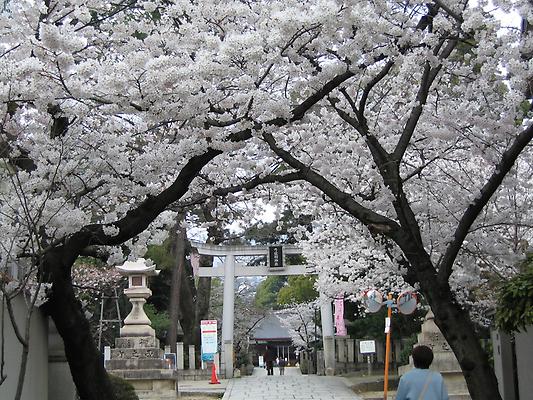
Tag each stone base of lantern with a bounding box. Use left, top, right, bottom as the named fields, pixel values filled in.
left=119, top=324, right=156, bottom=337
left=107, top=336, right=177, bottom=400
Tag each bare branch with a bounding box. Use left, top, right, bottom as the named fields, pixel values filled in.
left=261, top=131, right=399, bottom=231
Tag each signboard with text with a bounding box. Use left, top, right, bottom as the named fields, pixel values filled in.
left=269, top=246, right=284, bottom=269
left=359, top=340, right=376, bottom=354
left=200, top=320, right=218, bottom=361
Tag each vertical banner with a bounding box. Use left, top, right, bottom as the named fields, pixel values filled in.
left=334, top=296, right=347, bottom=336
left=200, top=320, right=218, bottom=361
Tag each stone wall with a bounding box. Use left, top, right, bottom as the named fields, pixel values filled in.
left=0, top=294, right=51, bottom=400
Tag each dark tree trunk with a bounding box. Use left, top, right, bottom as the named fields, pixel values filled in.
left=42, top=248, right=115, bottom=400
left=193, top=275, right=212, bottom=365
left=167, top=214, right=186, bottom=354
left=426, top=282, right=501, bottom=400
left=178, top=258, right=197, bottom=348
left=402, top=245, right=503, bottom=400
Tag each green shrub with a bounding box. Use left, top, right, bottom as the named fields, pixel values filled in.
left=496, top=261, right=533, bottom=333
left=398, top=334, right=418, bottom=365
left=109, top=374, right=139, bottom=400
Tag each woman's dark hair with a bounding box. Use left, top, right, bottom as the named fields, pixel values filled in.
left=412, top=345, right=434, bottom=369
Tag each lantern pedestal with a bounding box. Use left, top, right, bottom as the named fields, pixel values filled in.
left=106, top=259, right=177, bottom=400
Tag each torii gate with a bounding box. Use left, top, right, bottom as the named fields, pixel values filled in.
left=192, top=242, right=336, bottom=378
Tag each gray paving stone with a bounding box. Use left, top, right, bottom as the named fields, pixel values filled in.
left=222, top=368, right=361, bottom=400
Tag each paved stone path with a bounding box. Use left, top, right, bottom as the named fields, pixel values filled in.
left=221, top=367, right=361, bottom=400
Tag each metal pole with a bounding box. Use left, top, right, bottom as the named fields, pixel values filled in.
left=383, top=294, right=393, bottom=400
left=314, top=307, right=318, bottom=374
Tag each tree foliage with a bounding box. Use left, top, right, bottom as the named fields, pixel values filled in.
left=144, top=303, right=170, bottom=340
left=496, top=255, right=533, bottom=333
left=278, top=275, right=317, bottom=305
left=254, top=275, right=287, bottom=309
left=108, top=375, right=139, bottom=400
left=347, top=304, right=425, bottom=340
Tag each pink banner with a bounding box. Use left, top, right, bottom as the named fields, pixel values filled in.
left=334, top=296, right=347, bottom=336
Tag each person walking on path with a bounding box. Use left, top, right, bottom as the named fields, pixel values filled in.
left=263, top=345, right=274, bottom=376
left=278, top=358, right=286, bottom=375
left=396, top=345, right=449, bottom=400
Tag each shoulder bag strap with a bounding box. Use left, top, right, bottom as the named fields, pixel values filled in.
left=417, top=371, right=433, bottom=400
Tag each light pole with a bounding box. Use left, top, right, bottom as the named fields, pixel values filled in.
left=362, top=289, right=418, bottom=400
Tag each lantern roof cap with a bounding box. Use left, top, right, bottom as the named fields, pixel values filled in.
left=116, top=258, right=160, bottom=276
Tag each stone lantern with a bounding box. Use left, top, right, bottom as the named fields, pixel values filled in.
left=116, top=258, right=160, bottom=337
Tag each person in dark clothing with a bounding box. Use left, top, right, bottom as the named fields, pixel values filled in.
left=263, top=345, right=274, bottom=375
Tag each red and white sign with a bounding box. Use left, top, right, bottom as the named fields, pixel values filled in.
left=200, top=320, right=218, bottom=355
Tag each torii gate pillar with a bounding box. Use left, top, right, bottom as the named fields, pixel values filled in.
left=221, top=254, right=235, bottom=378
left=320, top=292, right=336, bottom=375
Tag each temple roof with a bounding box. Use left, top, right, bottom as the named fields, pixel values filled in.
left=251, top=314, right=291, bottom=341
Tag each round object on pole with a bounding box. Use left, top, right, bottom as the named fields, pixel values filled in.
left=397, top=291, right=417, bottom=315
left=363, top=289, right=383, bottom=313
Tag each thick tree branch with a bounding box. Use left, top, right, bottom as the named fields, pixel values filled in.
left=262, top=131, right=399, bottom=231
left=438, top=124, right=533, bottom=282
left=393, top=39, right=457, bottom=162
left=171, top=171, right=305, bottom=209
left=433, top=0, right=463, bottom=23
left=358, top=61, right=394, bottom=120
left=66, top=148, right=223, bottom=250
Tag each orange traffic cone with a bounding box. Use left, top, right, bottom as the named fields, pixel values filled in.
left=209, top=362, right=220, bottom=384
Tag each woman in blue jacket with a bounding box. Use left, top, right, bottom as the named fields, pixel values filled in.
left=396, top=345, right=449, bottom=400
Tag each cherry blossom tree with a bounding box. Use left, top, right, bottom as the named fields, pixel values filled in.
left=276, top=301, right=319, bottom=351
left=1, top=1, right=355, bottom=397
left=1, top=1, right=532, bottom=400
left=185, top=2, right=533, bottom=399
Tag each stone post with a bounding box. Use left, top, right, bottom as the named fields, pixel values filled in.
left=188, top=345, right=196, bottom=370
left=347, top=339, right=355, bottom=363
left=214, top=353, right=220, bottom=374
left=177, top=342, right=184, bottom=370
left=336, top=336, right=347, bottom=362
